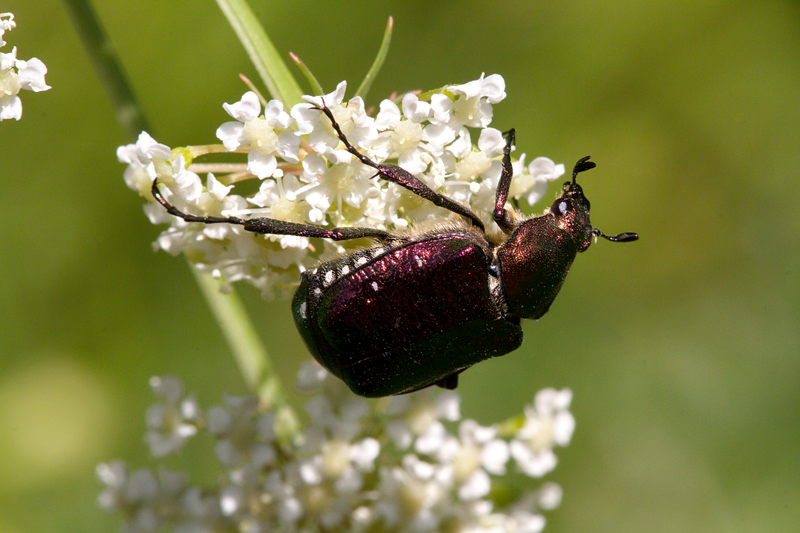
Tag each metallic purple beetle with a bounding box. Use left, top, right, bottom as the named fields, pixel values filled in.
left=153, top=103, right=638, bottom=397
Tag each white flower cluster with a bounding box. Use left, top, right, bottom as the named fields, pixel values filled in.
left=0, top=13, right=50, bottom=121
left=120, top=74, right=565, bottom=297
left=98, top=366, right=575, bottom=532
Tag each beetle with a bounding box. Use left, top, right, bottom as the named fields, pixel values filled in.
left=152, top=102, right=638, bottom=397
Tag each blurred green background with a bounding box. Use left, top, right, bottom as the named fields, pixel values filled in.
left=2, top=0, right=799, bottom=531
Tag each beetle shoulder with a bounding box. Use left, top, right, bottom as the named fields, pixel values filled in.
left=390, top=216, right=499, bottom=249
left=302, top=216, right=500, bottom=293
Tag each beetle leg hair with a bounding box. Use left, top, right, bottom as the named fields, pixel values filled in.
left=152, top=178, right=392, bottom=241
left=314, top=103, right=486, bottom=232
left=492, top=128, right=516, bottom=233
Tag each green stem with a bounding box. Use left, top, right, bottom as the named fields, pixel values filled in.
left=61, top=0, right=149, bottom=140
left=211, top=1, right=307, bottom=438
left=191, top=267, right=300, bottom=438
left=66, top=0, right=302, bottom=439
left=215, top=0, right=304, bottom=106
left=355, top=16, right=394, bottom=99
left=289, top=52, right=325, bottom=96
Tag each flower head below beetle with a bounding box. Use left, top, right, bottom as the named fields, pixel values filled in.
left=98, top=364, right=574, bottom=532
left=121, top=75, right=565, bottom=297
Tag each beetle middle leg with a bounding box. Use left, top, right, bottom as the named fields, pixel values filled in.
left=152, top=179, right=392, bottom=241
left=314, top=103, right=486, bottom=231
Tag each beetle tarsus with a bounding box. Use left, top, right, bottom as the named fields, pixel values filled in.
left=314, top=101, right=487, bottom=231
left=312, top=104, right=379, bottom=170
left=152, top=178, right=391, bottom=241
left=152, top=178, right=245, bottom=225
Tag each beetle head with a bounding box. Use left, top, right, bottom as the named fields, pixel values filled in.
left=551, top=156, right=638, bottom=251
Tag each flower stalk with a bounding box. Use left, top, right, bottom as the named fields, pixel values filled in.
left=60, top=0, right=146, bottom=135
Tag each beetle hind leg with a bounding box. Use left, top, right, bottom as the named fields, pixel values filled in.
left=152, top=178, right=391, bottom=241
left=313, top=103, right=486, bottom=231
left=435, top=372, right=460, bottom=390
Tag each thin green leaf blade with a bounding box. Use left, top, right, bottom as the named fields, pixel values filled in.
left=355, top=16, right=394, bottom=99
left=215, top=0, right=304, bottom=106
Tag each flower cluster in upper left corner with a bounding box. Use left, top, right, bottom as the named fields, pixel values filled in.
left=0, top=13, right=50, bottom=121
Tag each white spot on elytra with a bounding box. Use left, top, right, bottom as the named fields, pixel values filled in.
left=371, top=281, right=379, bottom=291
left=341, top=265, right=350, bottom=276
left=356, top=256, right=369, bottom=267
left=298, top=301, right=307, bottom=319
left=314, top=287, right=322, bottom=296
left=324, top=270, right=334, bottom=286
left=414, top=255, right=423, bottom=268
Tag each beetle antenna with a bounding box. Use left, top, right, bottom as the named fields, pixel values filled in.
left=572, top=156, right=596, bottom=184
left=592, top=228, right=639, bottom=242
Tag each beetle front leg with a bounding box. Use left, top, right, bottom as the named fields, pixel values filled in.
left=492, top=128, right=516, bottom=234
left=152, top=178, right=391, bottom=241
left=314, top=103, right=486, bottom=232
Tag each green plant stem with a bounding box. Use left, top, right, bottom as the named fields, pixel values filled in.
left=355, top=16, right=394, bottom=99
left=289, top=52, right=324, bottom=96
left=191, top=267, right=300, bottom=438
left=215, top=0, right=304, bottom=106
left=61, top=0, right=149, bottom=140
left=212, top=0, right=308, bottom=440
left=66, top=0, right=301, bottom=439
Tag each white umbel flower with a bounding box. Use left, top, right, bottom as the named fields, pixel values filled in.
left=216, top=91, right=300, bottom=178
left=99, top=370, right=573, bottom=532
left=123, top=75, right=565, bottom=297
left=0, top=15, right=50, bottom=121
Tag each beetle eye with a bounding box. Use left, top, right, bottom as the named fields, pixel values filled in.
left=552, top=198, right=571, bottom=217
